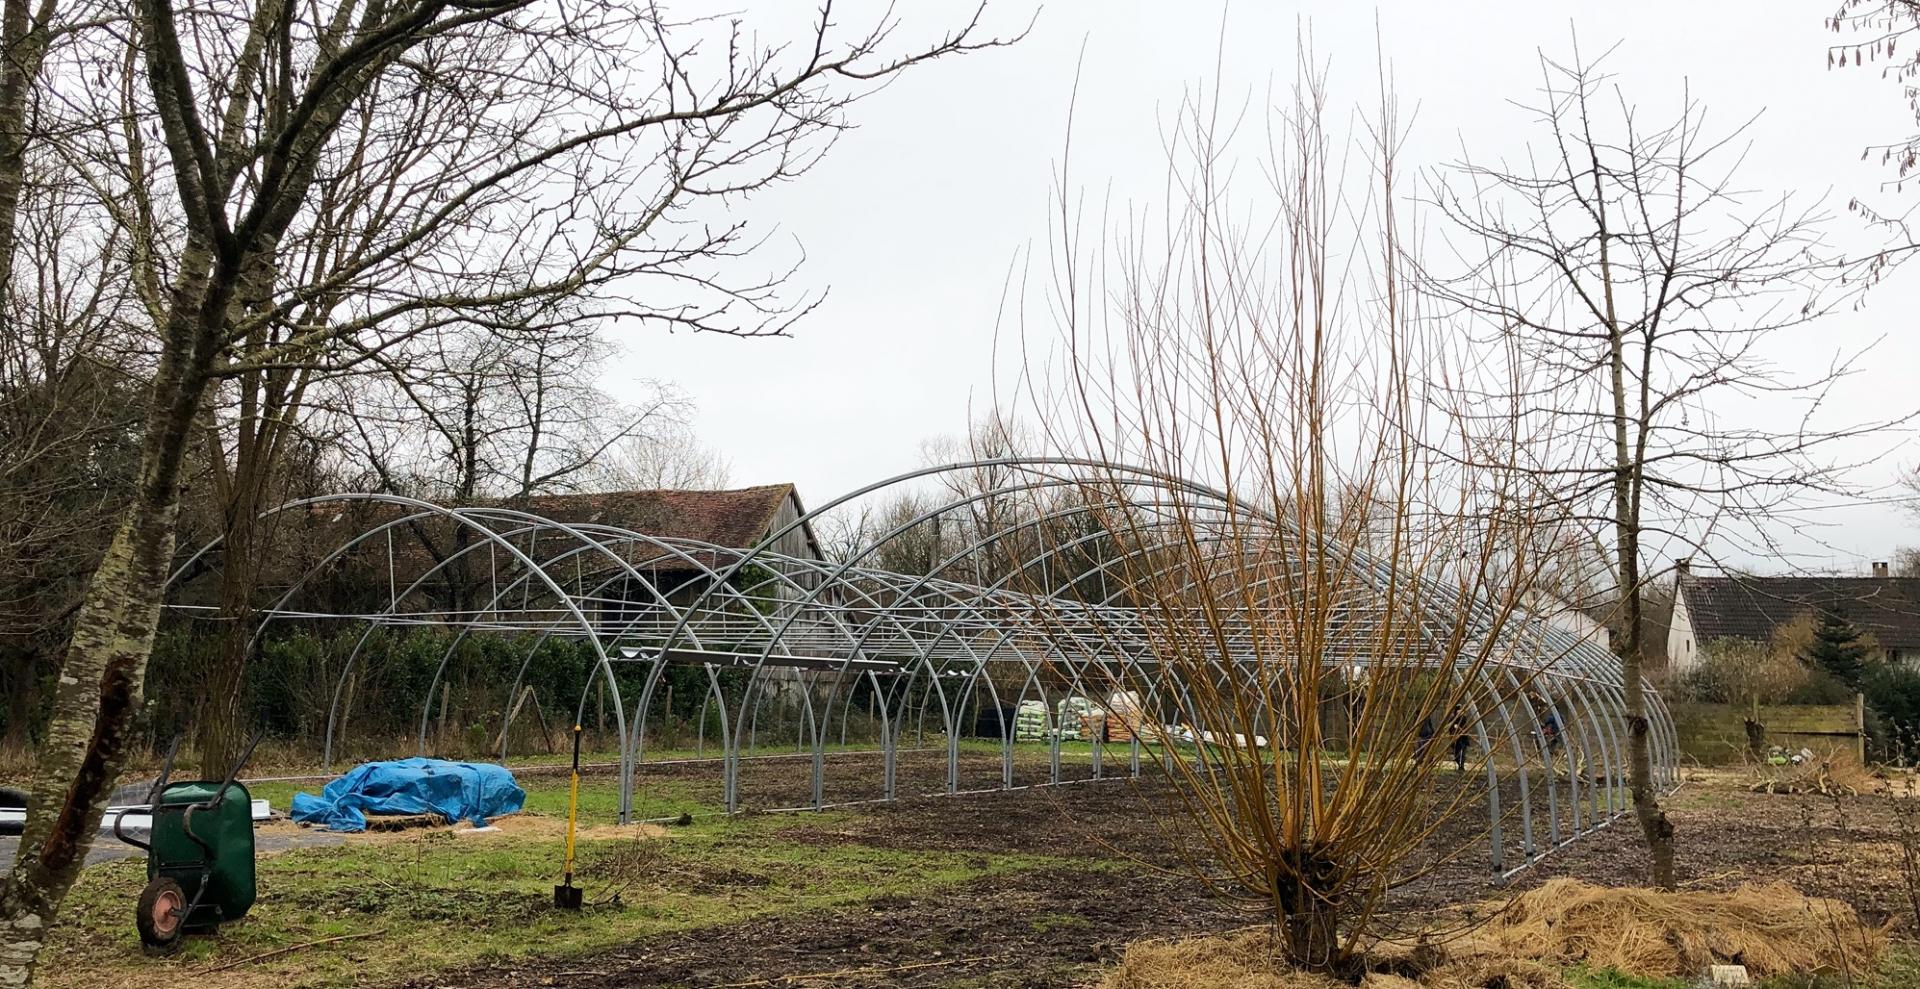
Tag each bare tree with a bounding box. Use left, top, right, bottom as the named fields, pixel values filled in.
left=329, top=314, right=702, bottom=619
left=810, top=502, right=872, bottom=566
left=1425, top=46, right=1897, bottom=887
left=922, top=411, right=1036, bottom=582
left=0, top=128, right=146, bottom=746
left=601, top=418, right=733, bottom=491
left=1816, top=2, right=1920, bottom=289
left=339, top=315, right=692, bottom=502
left=0, top=1, right=1013, bottom=978
left=0, top=0, right=70, bottom=312
left=1015, top=60, right=1556, bottom=973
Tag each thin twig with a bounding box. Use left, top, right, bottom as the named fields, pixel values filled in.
left=193, top=929, right=385, bottom=974
left=701, top=956, right=981, bottom=988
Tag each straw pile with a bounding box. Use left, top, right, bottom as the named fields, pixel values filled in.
left=1444, top=878, right=1885, bottom=981
left=1102, top=931, right=1344, bottom=989
left=1101, top=880, right=1884, bottom=989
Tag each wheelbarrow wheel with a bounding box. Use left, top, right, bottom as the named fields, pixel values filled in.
left=136, top=877, right=187, bottom=956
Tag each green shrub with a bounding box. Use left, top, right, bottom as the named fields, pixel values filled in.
left=1864, top=665, right=1920, bottom=763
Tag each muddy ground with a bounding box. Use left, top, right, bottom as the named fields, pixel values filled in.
left=404, top=763, right=1920, bottom=989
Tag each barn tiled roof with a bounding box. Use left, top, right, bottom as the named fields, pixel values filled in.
left=283, top=484, right=817, bottom=586
left=511, top=485, right=800, bottom=554
left=1680, top=574, right=1920, bottom=650
left=467, top=484, right=821, bottom=575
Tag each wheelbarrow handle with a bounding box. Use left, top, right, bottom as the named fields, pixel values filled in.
left=181, top=802, right=217, bottom=862
left=178, top=731, right=264, bottom=859
left=145, top=737, right=182, bottom=805
left=113, top=737, right=181, bottom=851
left=111, top=806, right=150, bottom=852
left=203, top=731, right=265, bottom=812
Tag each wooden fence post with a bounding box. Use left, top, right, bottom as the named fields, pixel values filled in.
left=438, top=681, right=451, bottom=754
left=1857, top=692, right=1867, bottom=765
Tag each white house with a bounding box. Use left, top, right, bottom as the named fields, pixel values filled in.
left=1667, top=558, right=1920, bottom=675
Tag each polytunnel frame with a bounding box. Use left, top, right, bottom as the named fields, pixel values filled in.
left=163, top=458, right=1678, bottom=878
left=609, top=456, right=1674, bottom=872
left=622, top=474, right=1246, bottom=811
left=164, top=495, right=648, bottom=807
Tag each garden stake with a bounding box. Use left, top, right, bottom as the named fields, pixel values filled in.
left=554, top=723, right=584, bottom=910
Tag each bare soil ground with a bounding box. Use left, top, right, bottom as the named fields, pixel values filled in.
left=406, top=764, right=1920, bottom=989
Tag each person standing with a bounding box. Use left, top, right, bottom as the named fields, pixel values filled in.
left=1449, top=714, right=1472, bottom=772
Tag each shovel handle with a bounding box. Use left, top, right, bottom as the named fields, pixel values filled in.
left=562, top=724, right=582, bottom=883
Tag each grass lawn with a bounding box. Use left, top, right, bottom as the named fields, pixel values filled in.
left=40, top=805, right=1082, bottom=989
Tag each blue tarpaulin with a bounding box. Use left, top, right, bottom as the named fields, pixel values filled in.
left=291, top=758, right=525, bottom=832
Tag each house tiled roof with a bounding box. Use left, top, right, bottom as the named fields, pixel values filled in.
left=1680, top=574, right=1920, bottom=650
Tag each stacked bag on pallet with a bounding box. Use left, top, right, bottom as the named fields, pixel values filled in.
left=1056, top=696, right=1102, bottom=741
left=1014, top=700, right=1050, bottom=741
left=1107, top=691, right=1144, bottom=743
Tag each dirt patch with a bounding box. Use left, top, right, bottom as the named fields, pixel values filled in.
left=398, top=865, right=1251, bottom=989
left=1517, top=775, right=1920, bottom=925
left=471, top=813, right=667, bottom=842
left=771, top=778, right=1194, bottom=864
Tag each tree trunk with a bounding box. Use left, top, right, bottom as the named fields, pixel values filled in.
left=1613, top=416, right=1676, bottom=888
left=198, top=507, right=256, bottom=774
left=1744, top=718, right=1767, bottom=760
left=1280, top=904, right=1342, bottom=974
left=0, top=180, right=220, bottom=978
left=0, top=517, right=173, bottom=983
left=1595, top=153, right=1676, bottom=890
left=0, top=0, right=55, bottom=313
left=1273, top=848, right=1346, bottom=974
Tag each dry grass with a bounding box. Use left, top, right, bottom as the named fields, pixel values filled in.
left=283, top=812, right=667, bottom=846
left=1748, top=754, right=1880, bottom=796
left=473, top=812, right=668, bottom=841
left=1103, top=880, right=1886, bottom=989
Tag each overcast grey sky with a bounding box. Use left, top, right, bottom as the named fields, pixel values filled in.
left=600, top=1, right=1920, bottom=575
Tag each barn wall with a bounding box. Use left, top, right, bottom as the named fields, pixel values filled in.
left=766, top=493, right=819, bottom=562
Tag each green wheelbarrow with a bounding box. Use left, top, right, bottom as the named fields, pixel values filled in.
left=111, top=739, right=260, bottom=955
